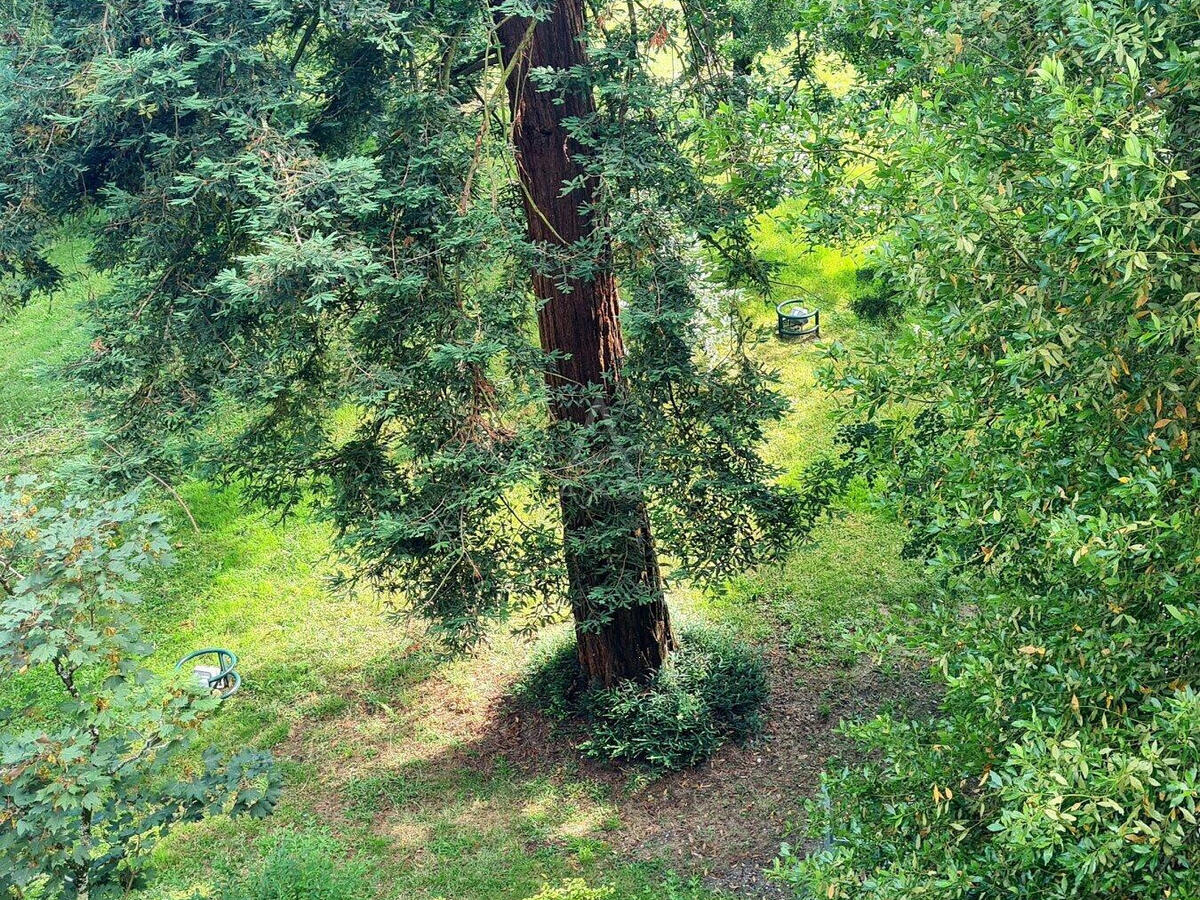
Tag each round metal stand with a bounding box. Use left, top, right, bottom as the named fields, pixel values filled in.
left=176, top=648, right=241, bottom=699
left=776, top=300, right=821, bottom=340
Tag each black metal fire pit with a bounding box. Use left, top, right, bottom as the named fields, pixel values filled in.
left=776, top=299, right=820, bottom=340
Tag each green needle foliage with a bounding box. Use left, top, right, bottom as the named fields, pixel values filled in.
left=0, top=0, right=809, bottom=671
left=0, top=477, right=280, bottom=899
left=778, top=1, right=1200, bottom=897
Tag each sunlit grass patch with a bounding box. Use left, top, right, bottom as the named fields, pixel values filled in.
left=745, top=202, right=867, bottom=482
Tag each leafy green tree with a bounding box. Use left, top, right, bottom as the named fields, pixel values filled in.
left=0, top=1, right=807, bottom=687
left=0, top=476, right=279, bottom=899
left=777, top=0, right=1200, bottom=897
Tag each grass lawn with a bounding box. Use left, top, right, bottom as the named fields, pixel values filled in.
left=0, top=236, right=100, bottom=477
left=0, top=222, right=928, bottom=900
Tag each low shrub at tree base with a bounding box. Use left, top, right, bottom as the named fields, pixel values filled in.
left=518, top=625, right=768, bottom=772
left=676, top=624, right=770, bottom=739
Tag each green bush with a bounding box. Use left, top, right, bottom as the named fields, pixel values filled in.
left=0, top=478, right=279, bottom=899
left=218, top=830, right=367, bottom=900
left=581, top=673, right=721, bottom=771
left=520, top=626, right=768, bottom=771
left=674, top=625, right=769, bottom=741
left=513, top=634, right=582, bottom=722
left=780, top=0, right=1200, bottom=897
left=848, top=265, right=903, bottom=323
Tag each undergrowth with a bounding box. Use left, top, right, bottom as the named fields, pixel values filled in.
left=518, top=625, right=768, bottom=772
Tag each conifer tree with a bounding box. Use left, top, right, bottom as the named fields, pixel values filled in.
left=0, top=0, right=808, bottom=687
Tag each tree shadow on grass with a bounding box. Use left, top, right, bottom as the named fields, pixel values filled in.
left=260, top=634, right=938, bottom=900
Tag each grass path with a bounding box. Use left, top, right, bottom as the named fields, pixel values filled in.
left=0, top=225, right=928, bottom=900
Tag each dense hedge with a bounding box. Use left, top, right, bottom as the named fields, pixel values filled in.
left=779, top=1, right=1200, bottom=897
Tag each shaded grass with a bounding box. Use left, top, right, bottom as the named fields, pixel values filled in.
left=142, top=756, right=717, bottom=900
left=706, top=495, right=926, bottom=667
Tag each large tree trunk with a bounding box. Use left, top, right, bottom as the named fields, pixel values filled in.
left=496, top=0, right=675, bottom=688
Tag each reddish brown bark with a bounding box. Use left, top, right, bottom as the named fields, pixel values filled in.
left=496, top=0, right=675, bottom=687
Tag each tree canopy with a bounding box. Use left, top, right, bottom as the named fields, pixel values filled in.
left=0, top=0, right=813, bottom=683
